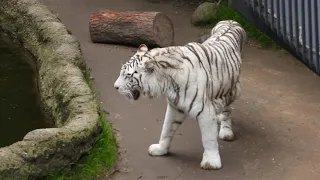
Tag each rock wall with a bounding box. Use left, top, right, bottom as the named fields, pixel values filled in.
left=0, top=0, right=105, bottom=179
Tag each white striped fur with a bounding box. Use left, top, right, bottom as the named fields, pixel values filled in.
left=114, top=20, right=246, bottom=170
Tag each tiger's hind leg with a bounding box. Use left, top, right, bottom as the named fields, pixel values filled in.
left=218, top=107, right=235, bottom=141
left=198, top=104, right=222, bottom=170
left=148, top=103, right=186, bottom=156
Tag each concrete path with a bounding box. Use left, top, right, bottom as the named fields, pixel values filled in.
left=42, top=0, right=320, bottom=180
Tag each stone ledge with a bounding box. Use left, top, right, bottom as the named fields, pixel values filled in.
left=0, top=0, right=104, bottom=179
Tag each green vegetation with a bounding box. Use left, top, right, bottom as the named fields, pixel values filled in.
left=204, top=0, right=279, bottom=48
left=46, top=69, right=117, bottom=180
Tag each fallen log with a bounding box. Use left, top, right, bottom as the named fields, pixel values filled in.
left=89, top=10, right=174, bottom=47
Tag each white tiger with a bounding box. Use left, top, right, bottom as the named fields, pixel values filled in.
left=114, top=20, right=246, bottom=170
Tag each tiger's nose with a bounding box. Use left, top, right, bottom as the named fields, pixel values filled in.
left=114, top=80, right=120, bottom=90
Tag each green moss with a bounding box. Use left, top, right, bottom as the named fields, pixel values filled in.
left=46, top=69, right=117, bottom=180
left=84, top=68, right=94, bottom=90
left=199, top=0, right=280, bottom=49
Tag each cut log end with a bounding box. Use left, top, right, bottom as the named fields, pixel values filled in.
left=89, top=10, right=174, bottom=48
left=153, top=13, right=174, bottom=47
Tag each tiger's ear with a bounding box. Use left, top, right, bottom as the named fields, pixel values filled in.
left=145, top=60, right=155, bottom=73
left=139, top=60, right=155, bottom=73
left=138, top=44, right=148, bottom=52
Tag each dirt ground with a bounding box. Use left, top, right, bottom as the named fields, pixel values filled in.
left=42, top=0, right=320, bottom=180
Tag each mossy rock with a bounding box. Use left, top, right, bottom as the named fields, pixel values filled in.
left=191, top=2, right=218, bottom=26
left=0, top=0, right=116, bottom=179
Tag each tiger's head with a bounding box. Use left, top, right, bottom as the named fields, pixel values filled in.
left=114, top=44, right=149, bottom=100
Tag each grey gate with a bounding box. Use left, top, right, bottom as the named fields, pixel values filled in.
left=229, top=0, right=320, bottom=76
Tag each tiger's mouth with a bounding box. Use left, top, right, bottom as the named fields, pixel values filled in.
left=120, top=89, right=140, bottom=101
left=132, top=90, right=140, bottom=100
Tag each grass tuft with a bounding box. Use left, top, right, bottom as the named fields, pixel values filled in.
left=46, top=68, right=117, bottom=180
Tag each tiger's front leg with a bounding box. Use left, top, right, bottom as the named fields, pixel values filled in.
left=148, top=103, right=186, bottom=156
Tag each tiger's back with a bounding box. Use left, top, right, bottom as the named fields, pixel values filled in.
left=182, top=20, right=246, bottom=108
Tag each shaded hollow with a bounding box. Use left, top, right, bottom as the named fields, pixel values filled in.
left=0, top=31, right=49, bottom=148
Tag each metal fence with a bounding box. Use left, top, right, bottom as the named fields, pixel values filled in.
left=229, top=0, right=320, bottom=76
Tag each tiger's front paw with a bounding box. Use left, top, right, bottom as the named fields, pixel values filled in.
left=148, top=144, right=168, bottom=156
left=200, top=153, right=222, bottom=170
